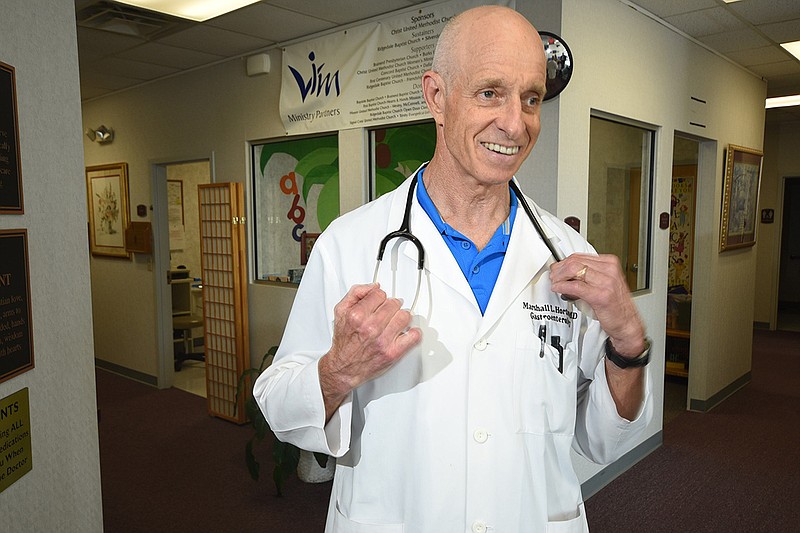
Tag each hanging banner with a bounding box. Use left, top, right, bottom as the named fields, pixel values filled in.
left=280, top=0, right=512, bottom=134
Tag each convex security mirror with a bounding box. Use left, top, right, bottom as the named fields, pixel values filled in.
left=540, top=31, right=573, bottom=101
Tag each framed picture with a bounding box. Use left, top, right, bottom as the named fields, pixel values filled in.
left=0, top=60, right=24, bottom=214
left=86, top=162, right=131, bottom=258
left=0, top=229, right=34, bottom=384
left=719, top=145, right=763, bottom=252
left=300, top=232, right=319, bottom=265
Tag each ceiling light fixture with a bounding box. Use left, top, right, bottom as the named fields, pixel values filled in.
left=114, top=0, right=260, bottom=22
left=780, top=40, right=800, bottom=62
left=765, top=95, right=800, bottom=109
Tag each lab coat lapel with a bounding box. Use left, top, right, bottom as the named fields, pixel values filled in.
left=389, top=174, right=476, bottom=307
left=407, top=193, right=476, bottom=303
left=479, top=198, right=557, bottom=336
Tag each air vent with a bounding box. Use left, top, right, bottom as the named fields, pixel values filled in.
left=76, top=0, right=188, bottom=39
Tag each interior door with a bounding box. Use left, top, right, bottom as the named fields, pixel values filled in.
left=626, top=168, right=642, bottom=290
left=198, top=182, right=249, bottom=423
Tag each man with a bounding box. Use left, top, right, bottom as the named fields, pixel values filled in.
left=255, top=6, right=652, bottom=531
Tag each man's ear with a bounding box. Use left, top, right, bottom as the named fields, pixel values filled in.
left=421, top=70, right=446, bottom=126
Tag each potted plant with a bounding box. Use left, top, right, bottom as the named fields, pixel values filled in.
left=237, top=346, right=333, bottom=496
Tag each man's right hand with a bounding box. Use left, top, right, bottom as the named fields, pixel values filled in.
left=318, top=283, right=422, bottom=421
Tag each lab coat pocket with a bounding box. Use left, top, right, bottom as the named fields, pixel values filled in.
left=332, top=500, right=405, bottom=532
left=546, top=503, right=588, bottom=532
left=513, top=332, right=576, bottom=435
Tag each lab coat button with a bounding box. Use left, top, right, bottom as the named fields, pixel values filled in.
left=474, top=339, right=487, bottom=351
left=472, top=520, right=487, bottom=533
left=473, top=428, right=488, bottom=443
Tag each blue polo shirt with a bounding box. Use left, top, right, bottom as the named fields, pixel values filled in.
left=416, top=170, right=517, bottom=315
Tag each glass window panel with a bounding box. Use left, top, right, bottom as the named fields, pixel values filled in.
left=369, top=121, right=436, bottom=199
left=251, top=134, right=339, bottom=283
left=587, top=116, right=654, bottom=292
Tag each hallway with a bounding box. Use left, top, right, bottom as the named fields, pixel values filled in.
left=97, top=329, right=800, bottom=532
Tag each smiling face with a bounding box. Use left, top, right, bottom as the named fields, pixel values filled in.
left=424, top=7, right=547, bottom=189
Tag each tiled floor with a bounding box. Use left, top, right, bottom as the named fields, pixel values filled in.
left=173, top=360, right=207, bottom=397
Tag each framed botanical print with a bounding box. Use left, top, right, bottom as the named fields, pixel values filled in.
left=86, top=162, right=131, bottom=258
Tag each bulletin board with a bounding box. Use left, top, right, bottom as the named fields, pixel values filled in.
left=251, top=134, right=339, bottom=282
left=669, top=167, right=696, bottom=292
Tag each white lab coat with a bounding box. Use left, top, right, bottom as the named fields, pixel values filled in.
left=254, top=169, right=652, bottom=532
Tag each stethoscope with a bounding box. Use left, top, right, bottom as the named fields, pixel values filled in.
left=373, top=166, right=568, bottom=311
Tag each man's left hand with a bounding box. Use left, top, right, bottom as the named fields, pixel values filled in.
left=549, top=253, right=645, bottom=357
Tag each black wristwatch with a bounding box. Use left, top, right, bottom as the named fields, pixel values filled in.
left=605, top=337, right=651, bottom=369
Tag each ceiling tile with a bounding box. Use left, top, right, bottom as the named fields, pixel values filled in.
left=76, top=26, right=145, bottom=62
left=747, top=59, right=800, bottom=78
left=624, top=0, right=717, bottom=19
left=80, top=69, right=143, bottom=92
left=155, top=25, right=273, bottom=56
left=207, top=3, right=335, bottom=42
left=728, top=0, right=800, bottom=26
left=698, top=28, right=771, bottom=54
left=758, top=18, right=800, bottom=44
left=89, top=57, right=180, bottom=80
left=665, top=7, right=746, bottom=37
left=71, top=0, right=800, bottom=112
left=726, top=45, right=793, bottom=67
left=265, top=0, right=427, bottom=25
left=766, top=71, right=800, bottom=97
left=116, top=42, right=225, bottom=69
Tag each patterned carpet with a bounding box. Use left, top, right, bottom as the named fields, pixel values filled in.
left=97, top=328, right=800, bottom=532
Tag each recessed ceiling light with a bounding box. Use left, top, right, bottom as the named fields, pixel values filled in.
left=765, top=95, right=800, bottom=109
left=114, top=0, right=260, bottom=22
left=781, top=40, right=800, bottom=62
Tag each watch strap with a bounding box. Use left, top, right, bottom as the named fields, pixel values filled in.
left=605, top=337, right=651, bottom=369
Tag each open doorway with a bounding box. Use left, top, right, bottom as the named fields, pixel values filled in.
left=154, top=159, right=212, bottom=396
left=777, top=176, right=800, bottom=332
left=664, top=134, right=699, bottom=424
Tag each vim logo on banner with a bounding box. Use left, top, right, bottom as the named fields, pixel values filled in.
left=288, top=51, right=341, bottom=102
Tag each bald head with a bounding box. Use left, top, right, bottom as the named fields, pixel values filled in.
left=431, top=6, right=544, bottom=85
left=420, top=5, right=547, bottom=190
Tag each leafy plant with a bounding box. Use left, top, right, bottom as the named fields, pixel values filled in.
left=373, top=122, right=437, bottom=197
left=236, top=346, right=329, bottom=496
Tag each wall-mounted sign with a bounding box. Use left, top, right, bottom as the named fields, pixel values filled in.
left=760, top=208, right=774, bottom=224
left=0, top=229, right=34, bottom=384
left=279, top=0, right=513, bottom=134
left=0, top=61, right=23, bottom=214
left=0, top=388, right=32, bottom=493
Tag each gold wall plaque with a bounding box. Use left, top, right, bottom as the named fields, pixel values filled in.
left=0, top=387, right=32, bottom=493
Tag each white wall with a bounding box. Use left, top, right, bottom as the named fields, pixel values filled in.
left=84, top=55, right=287, bottom=376
left=559, top=0, right=765, bottom=480
left=81, top=0, right=766, bottom=491
left=167, top=160, right=211, bottom=274
left=755, top=120, right=800, bottom=327
left=0, top=0, right=103, bottom=530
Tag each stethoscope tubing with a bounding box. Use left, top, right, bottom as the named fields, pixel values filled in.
left=374, top=170, right=569, bottom=310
